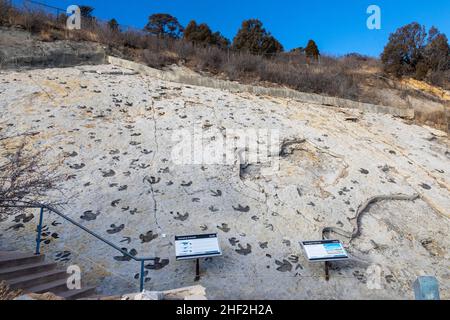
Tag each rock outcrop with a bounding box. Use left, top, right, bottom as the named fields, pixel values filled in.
left=0, top=64, right=448, bottom=300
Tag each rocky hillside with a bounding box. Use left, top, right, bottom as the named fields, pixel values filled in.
left=0, top=63, right=448, bottom=299
left=0, top=26, right=448, bottom=132
left=0, top=27, right=106, bottom=70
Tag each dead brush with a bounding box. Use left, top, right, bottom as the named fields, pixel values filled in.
left=0, top=135, right=67, bottom=220
left=0, top=281, right=23, bottom=300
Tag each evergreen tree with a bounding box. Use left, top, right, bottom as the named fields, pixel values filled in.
left=381, top=22, right=427, bottom=77
left=232, top=19, right=283, bottom=56
left=144, top=13, right=184, bottom=39
left=381, top=22, right=449, bottom=79
left=305, top=40, right=320, bottom=60
left=79, top=5, right=94, bottom=18
left=108, top=18, right=119, bottom=32
left=184, top=20, right=229, bottom=48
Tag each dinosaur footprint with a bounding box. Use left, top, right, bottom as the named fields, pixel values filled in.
left=173, top=212, right=189, bottom=221
left=80, top=210, right=100, bottom=221
left=235, top=244, right=252, bottom=256
left=217, top=223, right=231, bottom=233
left=107, top=224, right=125, bottom=234
left=140, top=231, right=158, bottom=243
left=145, top=258, right=169, bottom=270
left=275, top=260, right=292, bottom=272
left=114, top=248, right=137, bottom=262
left=233, top=205, right=250, bottom=213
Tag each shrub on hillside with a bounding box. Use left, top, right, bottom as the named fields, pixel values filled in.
left=142, top=49, right=178, bottom=68
left=257, top=59, right=359, bottom=99
left=196, top=47, right=226, bottom=72
left=224, top=53, right=262, bottom=79
left=0, top=0, right=12, bottom=26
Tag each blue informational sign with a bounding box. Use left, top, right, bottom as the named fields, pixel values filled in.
left=301, top=240, right=349, bottom=262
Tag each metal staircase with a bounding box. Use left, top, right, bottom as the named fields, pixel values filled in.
left=0, top=251, right=96, bottom=299
left=0, top=199, right=157, bottom=296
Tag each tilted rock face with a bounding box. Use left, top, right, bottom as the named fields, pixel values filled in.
left=0, top=64, right=448, bottom=299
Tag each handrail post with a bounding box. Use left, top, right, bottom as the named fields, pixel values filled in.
left=35, top=207, right=44, bottom=255
left=139, top=260, right=145, bottom=292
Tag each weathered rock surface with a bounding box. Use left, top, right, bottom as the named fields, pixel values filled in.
left=0, top=64, right=448, bottom=300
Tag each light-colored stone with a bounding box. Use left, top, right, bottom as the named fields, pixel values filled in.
left=0, top=64, right=448, bottom=300
left=130, top=290, right=164, bottom=301
left=14, top=293, right=65, bottom=300
left=184, top=295, right=208, bottom=300
left=163, top=285, right=207, bottom=300
left=107, top=56, right=415, bottom=119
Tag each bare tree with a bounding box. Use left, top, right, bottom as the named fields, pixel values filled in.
left=0, top=281, right=23, bottom=300
left=0, top=135, right=65, bottom=220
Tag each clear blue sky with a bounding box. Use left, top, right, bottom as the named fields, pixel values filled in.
left=15, top=0, right=450, bottom=57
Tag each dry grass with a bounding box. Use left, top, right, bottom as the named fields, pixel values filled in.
left=0, top=1, right=365, bottom=100
left=1, top=0, right=448, bottom=130
left=415, top=107, right=449, bottom=132
left=0, top=281, right=23, bottom=300
left=402, top=78, right=450, bottom=101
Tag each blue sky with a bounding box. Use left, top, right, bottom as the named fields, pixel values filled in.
left=15, top=0, right=450, bottom=57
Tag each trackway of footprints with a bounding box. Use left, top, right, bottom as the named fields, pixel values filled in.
left=0, top=64, right=448, bottom=299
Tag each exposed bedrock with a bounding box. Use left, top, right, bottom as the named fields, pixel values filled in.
left=0, top=64, right=448, bottom=299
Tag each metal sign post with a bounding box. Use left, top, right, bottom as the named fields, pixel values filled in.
left=175, top=234, right=222, bottom=281
left=195, top=258, right=200, bottom=282
left=325, top=261, right=330, bottom=281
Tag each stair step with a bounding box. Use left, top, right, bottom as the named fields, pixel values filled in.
left=0, top=251, right=16, bottom=258
left=7, top=269, right=67, bottom=290
left=0, top=261, right=57, bottom=280
left=25, top=278, right=69, bottom=295
left=0, top=252, right=44, bottom=268
left=0, top=251, right=98, bottom=300
left=58, top=286, right=97, bottom=300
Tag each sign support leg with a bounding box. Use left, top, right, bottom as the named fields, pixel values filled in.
left=195, top=258, right=200, bottom=282
left=325, top=261, right=330, bottom=281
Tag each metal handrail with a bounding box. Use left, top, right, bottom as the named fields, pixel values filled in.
left=0, top=199, right=155, bottom=291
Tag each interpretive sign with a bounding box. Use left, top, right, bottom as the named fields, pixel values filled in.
left=175, top=234, right=222, bottom=261
left=301, top=240, right=349, bottom=262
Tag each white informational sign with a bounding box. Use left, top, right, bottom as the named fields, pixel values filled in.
left=301, top=240, right=349, bottom=262
left=175, top=234, right=222, bottom=261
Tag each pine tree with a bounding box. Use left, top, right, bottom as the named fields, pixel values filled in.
left=232, top=19, right=283, bottom=56
left=184, top=20, right=229, bottom=48
left=79, top=5, right=94, bottom=18
left=144, top=13, right=184, bottom=39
